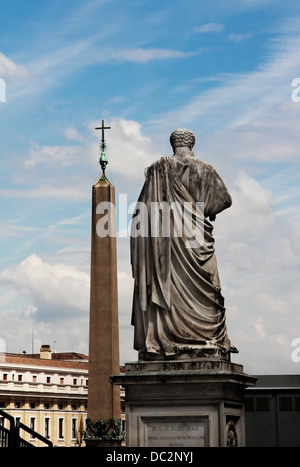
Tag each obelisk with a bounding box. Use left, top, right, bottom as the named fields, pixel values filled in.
left=85, top=121, right=123, bottom=447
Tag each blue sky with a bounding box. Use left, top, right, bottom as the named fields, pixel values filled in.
left=0, top=0, right=300, bottom=374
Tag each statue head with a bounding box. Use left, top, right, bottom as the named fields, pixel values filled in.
left=170, top=128, right=196, bottom=151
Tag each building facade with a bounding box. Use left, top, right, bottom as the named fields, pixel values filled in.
left=245, top=374, right=300, bottom=447
left=1, top=346, right=300, bottom=447
left=0, top=346, right=88, bottom=447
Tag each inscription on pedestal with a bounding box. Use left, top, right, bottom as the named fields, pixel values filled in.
left=142, top=417, right=208, bottom=447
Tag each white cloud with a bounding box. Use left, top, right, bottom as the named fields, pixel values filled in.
left=217, top=171, right=276, bottom=243
left=63, top=126, right=83, bottom=142
left=0, top=339, right=6, bottom=353
left=254, top=293, right=288, bottom=315
left=1, top=112, right=299, bottom=370
left=211, top=165, right=300, bottom=374
left=253, top=317, right=267, bottom=339
left=108, top=95, right=127, bottom=104
left=89, top=117, right=161, bottom=184
left=8, top=41, right=199, bottom=100
left=227, top=33, right=252, bottom=42
left=1, top=117, right=161, bottom=203
left=194, top=23, right=224, bottom=33
left=0, top=240, right=135, bottom=361
left=28, top=38, right=94, bottom=77
left=0, top=221, right=41, bottom=237
left=94, top=47, right=198, bottom=64
left=0, top=52, right=30, bottom=78
left=0, top=254, right=89, bottom=320
left=0, top=186, right=90, bottom=201
left=161, top=32, right=300, bottom=134
left=24, top=118, right=159, bottom=181
left=7, top=36, right=98, bottom=100
left=24, top=142, right=84, bottom=168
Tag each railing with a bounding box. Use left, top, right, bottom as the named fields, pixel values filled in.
left=0, top=409, right=53, bottom=447
left=0, top=410, right=14, bottom=447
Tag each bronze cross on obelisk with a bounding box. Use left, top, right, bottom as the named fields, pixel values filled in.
left=95, top=120, right=111, bottom=174
left=95, top=119, right=111, bottom=148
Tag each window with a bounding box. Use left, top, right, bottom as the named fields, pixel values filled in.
left=58, top=403, right=63, bottom=410
left=73, top=378, right=77, bottom=385
left=71, top=404, right=77, bottom=411
left=295, top=397, right=300, bottom=411
left=30, top=403, right=36, bottom=409
left=18, top=374, right=22, bottom=382
left=58, top=418, right=64, bottom=439
left=245, top=397, right=255, bottom=411
left=256, top=397, right=270, bottom=411
left=72, top=418, right=77, bottom=439
left=45, top=417, right=50, bottom=439
left=46, top=376, right=51, bottom=384
left=44, top=403, right=50, bottom=410
left=2, top=374, right=7, bottom=381
left=32, top=375, right=37, bottom=383
left=121, top=400, right=126, bottom=413
left=279, top=397, right=293, bottom=411
left=60, top=377, right=64, bottom=384
left=30, top=417, right=36, bottom=438
left=245, top=396, right=271, bottom=412
left=15, top=402, right=21, bottom=408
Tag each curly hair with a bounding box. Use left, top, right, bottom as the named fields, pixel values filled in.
left=170, top=128, right=196, bottom=150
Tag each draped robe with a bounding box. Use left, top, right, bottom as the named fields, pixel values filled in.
left=130, top=154, right=233, bottom=358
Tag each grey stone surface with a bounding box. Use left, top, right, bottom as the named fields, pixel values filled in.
left=130, top=129, right=236, bottom=361
left=112, top=359, right=256, bottom=447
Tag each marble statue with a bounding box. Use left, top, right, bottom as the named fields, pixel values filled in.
left=130, top=128, right=237, bottom=360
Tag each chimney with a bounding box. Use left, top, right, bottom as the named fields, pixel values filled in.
left=40, top=345, right=52, bottom=359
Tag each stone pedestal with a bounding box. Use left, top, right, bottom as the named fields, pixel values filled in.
left=112, top=358, right=256, bottom=447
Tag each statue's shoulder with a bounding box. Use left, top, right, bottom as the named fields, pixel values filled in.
left=170, top=155, right=217, bottom=173
left=146, top=156, right=218, bottom=177
left=192, top=157, right=217, bottom=173
left=145, top=156, right=170, bottom=175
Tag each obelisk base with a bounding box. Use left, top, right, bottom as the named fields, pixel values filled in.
left=85, top=440, right=122, bottom=448
left=84, top=416, right=124, bottom=447
left=112, top=358, right=256, bottom=447
left=85, top=439, right=123, bottom=448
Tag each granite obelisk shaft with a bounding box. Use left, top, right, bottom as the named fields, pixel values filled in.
left=87, top=176, right=121, bottom=427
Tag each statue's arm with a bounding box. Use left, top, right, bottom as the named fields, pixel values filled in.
left=199, top=162, right=232, bottom=220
